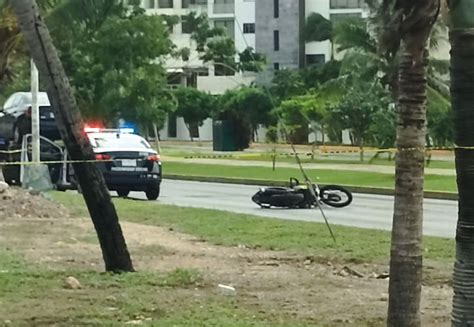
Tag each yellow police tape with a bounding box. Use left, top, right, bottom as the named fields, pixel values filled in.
left=0, top=149, right=23, bottom=154
left=0, top=159, right=113, bottom=166
left=0, top=144, right=457, bottom=165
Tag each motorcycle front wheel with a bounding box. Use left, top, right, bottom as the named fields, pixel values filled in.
left=319, top=185, right=353, bottom=208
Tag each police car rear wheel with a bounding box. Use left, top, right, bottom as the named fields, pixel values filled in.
left=145, top=186, right=160, bottom=200
left=117, top=190, right=130, bottom=198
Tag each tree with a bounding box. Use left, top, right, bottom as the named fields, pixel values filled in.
left=219, top=86, right=273, bottom=145
left=449, top=0, right=474, bottom=324
left=0, top=0, right=59, bottom=83
left=273, top=98, right=310, bottom=144
left=174, top=87, right=216, bottom=141
left=427, top=86, right=453, bottom=147
left=47, top=1, right=175, bottom=126
left=382, top=1, right=441, bottom=326
left=11, top=0, right=133, bottom=272
left=183, top=12, right=266, bottom=74
left=304, top=13, right=334, bottom=59
left=329, top=84, right=390, bottom=161
left=270, top=69, right=306, bottom=101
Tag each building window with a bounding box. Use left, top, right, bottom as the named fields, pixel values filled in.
left=243, top=23, right=255, bottom=34
left=146, top=0, right=155, bottom=8
left=213, top=0, right=235, bottom=14
left=273, top=0, right=279, bottom=18
left=181, top=15, right=193, bottom=34
left=215, top=64, right=235, bottom=76
left=329, top=13, right=362, bottom=25
left=182, top=0, right=207, bottom=8
left=158, top=0, right=173, bottom=8
left=273, top=30, right=279, bottom=51
left=197, top=68, right=210, bottom=76
left=330, top=0, right=365, bottom=9
left=214, top=20, right=235, bottom=40
left=306, top=54, right=325, bottom=67
left=273, top=63, right=280, bottom=71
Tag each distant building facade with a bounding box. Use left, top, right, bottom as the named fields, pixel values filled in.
left=256, top=0, right=369, bottom=85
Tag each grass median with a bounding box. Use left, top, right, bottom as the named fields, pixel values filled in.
left=212, top=154, right=456, bottom=170
left=50, top=192, right=454, bottom=263
left=163, top=162, right=457, bottom=193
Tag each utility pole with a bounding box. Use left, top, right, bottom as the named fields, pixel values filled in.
left=31, top=59, right=40, bottom=162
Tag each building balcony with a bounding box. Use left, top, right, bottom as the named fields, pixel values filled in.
left=182, top=0, right=208, bottom=9
left=213, top=3, right=234, bottom=14
left=330, top=0, right=366, bottom=9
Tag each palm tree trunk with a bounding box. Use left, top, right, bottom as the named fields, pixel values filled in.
left=152, top=123, right=161, bottom=154
left=359, top=137, right=364, bottom=162
left=387, top=48, right=427, bottom=327
left=11, top=0, right=134, bottom=272
left=450, top=6, right=474, bottom=322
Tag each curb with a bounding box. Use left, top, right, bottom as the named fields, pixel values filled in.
left=164, top=174, right=458, bottom=201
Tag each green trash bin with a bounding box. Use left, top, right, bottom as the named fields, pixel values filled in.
left=213, top=120, right=238, bottom=151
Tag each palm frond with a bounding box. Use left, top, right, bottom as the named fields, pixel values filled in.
left=334, top=17, right=377, bottom=54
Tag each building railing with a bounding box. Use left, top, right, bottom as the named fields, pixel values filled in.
left=213, top=3, right=234, bottom=14
left=330, top=0, right=366, bottom=9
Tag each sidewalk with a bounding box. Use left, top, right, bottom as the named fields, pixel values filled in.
left=160, top=141, right=455, bottom=161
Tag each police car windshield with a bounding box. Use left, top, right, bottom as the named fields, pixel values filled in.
left=89, top=133, right=151, bottom=150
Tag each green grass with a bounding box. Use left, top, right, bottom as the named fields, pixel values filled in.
left=230, top=154, right=456, bottom=170
left=50, top=192, right=455, bottom=263
left=0, top=252, right=315, bottom=326
left=164, top=162, right=457, bottom=192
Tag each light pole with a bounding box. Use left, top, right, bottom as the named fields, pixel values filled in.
left=31, top=59, right=40, bottom=163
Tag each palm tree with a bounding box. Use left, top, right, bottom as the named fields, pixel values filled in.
left=449, top=0, right=474, bottom=324
left=0, top=0, right=60, bottom=82
left=0, top=1, right=20, bottom=82
left=381, top=1, right=440, bottom=326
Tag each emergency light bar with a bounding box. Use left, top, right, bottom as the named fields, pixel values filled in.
left=84, top=127, right=135, bottom=134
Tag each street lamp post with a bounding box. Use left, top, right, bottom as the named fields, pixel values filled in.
left=31, top=59, right=40, bottom=163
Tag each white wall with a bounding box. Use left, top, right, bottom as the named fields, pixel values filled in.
left=234, top=0, right=256, bottom=51
left=197, top=74, right=255, bottom=94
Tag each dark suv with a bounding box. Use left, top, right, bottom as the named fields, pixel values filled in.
left=0, top=92, right=60, bottom=145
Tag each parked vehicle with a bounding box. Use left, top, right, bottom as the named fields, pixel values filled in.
left=0, top=92, right=60, bottom=144
left=63, top=127, right=162, bottom=200
left=251, top=178, right=353, bottom=209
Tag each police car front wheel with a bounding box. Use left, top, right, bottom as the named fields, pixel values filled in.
left=145, top=186, right=160, bottom=201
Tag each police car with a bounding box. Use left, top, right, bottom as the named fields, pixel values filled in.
left=69, top=127, right=162, bottom=200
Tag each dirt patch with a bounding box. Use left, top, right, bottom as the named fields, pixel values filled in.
left=0, top=186, right=69, bottom=220
left=0, top=210, right=452, bottom=326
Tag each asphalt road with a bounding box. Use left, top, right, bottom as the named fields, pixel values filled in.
left=130, top=179, right=458, bottom=238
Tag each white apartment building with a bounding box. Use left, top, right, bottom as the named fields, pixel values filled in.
left=256, top=0, right=369, bottom=84
left=140, top=0, right=257, bottom=141
left=139, top=0, right=372, bottom=142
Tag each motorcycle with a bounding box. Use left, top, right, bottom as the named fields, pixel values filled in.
left=251, top=177, right=353, bottom=209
